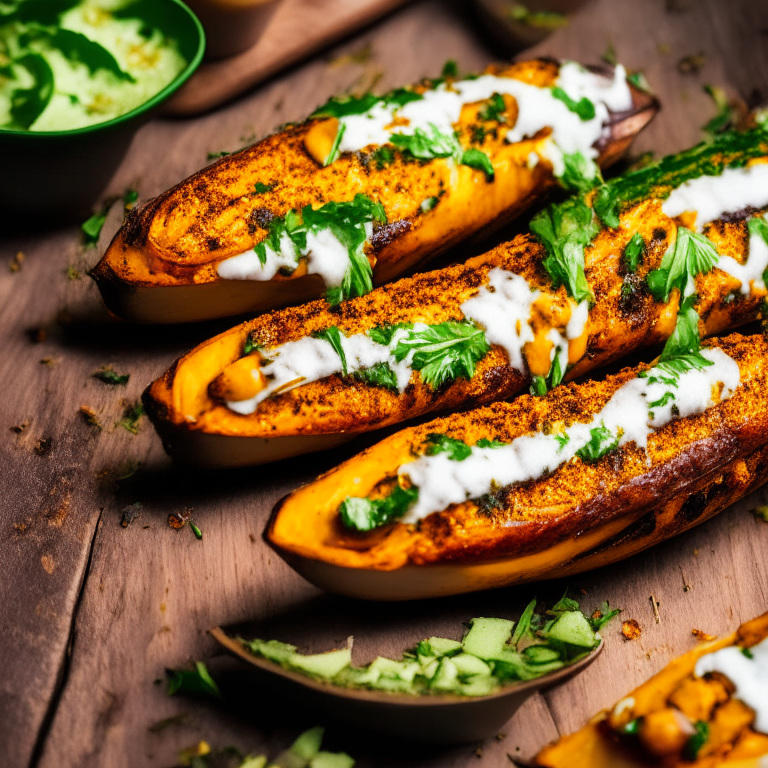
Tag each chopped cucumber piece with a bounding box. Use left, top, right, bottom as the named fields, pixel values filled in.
left=524, top=646, right=561, bottom=664
left=425, top=637, right=463, bottom=657
left=241, top=757, right=267, bottom=768
left=462, top=618, right=514, bottom=659
left=334, top=666, right=380, bottom=687
left=421, top=659, right=440, bottom=679
left=369, top=656, right=407, bottom=677
left=290, top=727, right=324, bottom=761
left=510, top=599, right=537, bottom=648
left=460, top=675, right=500, bottom=697
left=452, top=653, right=493, bottom=678
left=430, top=658, right=459, bottom=691
left=270, top=751, right=308, bottom=768
left=369, top=675, right=415, bottom=693
left=545, top=611, right=598, bottom=648
left=249, top=639, right=297, bottom=664
left=289, top=649, right=351, bottom=679
left=309, top=752, right=355, bottom=768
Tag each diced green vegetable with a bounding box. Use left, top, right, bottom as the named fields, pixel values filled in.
left=462, top=618, right=514, bottom=659
left=289, top=649, right=352, bottom=679
left=452, top=653, right=492, bottom=677
left=424, top=637, right=463, bottom=657
left=544, top=610, right=598, bottom=648
left=290, top=726, right=325, bottom=761
left=429, top=657, right=459, bottom=691
left=310, top=752, right=355, bottom=768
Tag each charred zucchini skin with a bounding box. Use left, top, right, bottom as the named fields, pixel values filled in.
left=263, top=334, right=768, bottom=597
left=535, top=613, right=768, bottom=768
left=91, top=60, right=657, bottom=324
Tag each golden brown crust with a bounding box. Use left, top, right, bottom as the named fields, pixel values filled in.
left=265, top=334, right=768, bottom=571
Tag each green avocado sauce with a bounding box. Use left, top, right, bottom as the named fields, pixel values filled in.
left=0, top=0, right=187, bottom=132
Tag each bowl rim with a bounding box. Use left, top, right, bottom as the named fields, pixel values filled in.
left=0, top=0, right=206, bottom=138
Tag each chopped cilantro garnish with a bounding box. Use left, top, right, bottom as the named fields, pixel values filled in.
left=554, top=433, right=570, bottom=451
left=623, top=232, right=645, bottom=272
left=559, top=152, right=602, bottom=193
left=254, top=181, right=275, bottom=194
left=622, top=719, right=640, bottom=735
left=313, top=326, right=347, bottom=375
left=311, top=92, right=380, bottom=119
left=592, top=183, right=619, bottom=228
left=207, top=150, right=230, bottom=160
left=368, top=323, right=413, bottom=346
left=339, top=484, right=419, bottom=531
left=166, top=661, right=221, bottom=698
left=684, top=721, right=709, bottom=760
left=646, top=227, right=719, bottom=303
left=390, top=123, right=458, bottom=160
left=530, top=197, right=597, bottom=303
left=420, top=196, right=439, bottom=213
left=551, top=87, right=596, bottom=121
left=588, top=601, right=622, bottom=631
left=576, top=422, right=619, bottom=463
left=742, top=646, right=754, bottom=659
left=425, top=433, right=472, bottom=461
left=353, top=362, right=399, bottom=391
left=476, top=438, right=505, bottom=448
left=460, top=147, right=495, bottom=181
left=702, top=84, right=734, bottom=137
left=81, top=206, right=109, bottom=246
left=441, top=59, right=458, bottom=78
left=117, top=402, right=144, bottom=434
left=391, top=321, right=490, bottom=389
left=92, top=367, right=129, bottom=385
left=478, top=93, right=506, bottom=123
left=640, top=295, right=714, bottom=383
left=243, top=333, right=261, bottom=356
left=648, top=391, right=675, bottom=409
left=189, top=522, right=203, bottom=540
left=369, top=145, right=395, bottom=169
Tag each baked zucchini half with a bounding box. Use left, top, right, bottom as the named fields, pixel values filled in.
left=91, top=59, right=657, bottom=323
left=535, top=611, right=768, bottom=768
left=265, top=333, right=768, bottom=600
left=143, top=130, right=768, bottom=468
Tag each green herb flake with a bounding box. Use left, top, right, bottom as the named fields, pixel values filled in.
left=425, top=433, right=472, bottom=461
left=530, top=197, right=597, bottom=303
left=369, top=145, right=395, bottom=169
left=509, top=3, right=569, bottom=28
left=254, top=181, right=275, bottom=194
left=646, top=227, right=719, bottom=303
left=117, top=401, right=144, bottom=434
left=559, top=152, right=602, bottom=193
left=353, top=362, right=399, bottom=391
left=622, top=719, right=640, bottom=735
left=576, top=422, right=619, bottom=463
left=243, top=333, right=261, bottom=356
left=368, top=323, right=413, bottom=346
left=207, top=150, right=230, bottom=160
left=441, top=59, right=458, bottom=78
left=166, top=661, right=221, bottom=698
left=554, top=433, right=570, bottom=451
left=478, top=93, right=506, bottom=123
left=741, top=646, right=755, bottom=658
left=551, top=87, right=596, bottom=121
left=589, top=601, right=622, bottom=632
left=81, top=206, right=109, bottom=246
left=703, top=84, right=734, bottom=137
left=391, top=320, right=490, bottom=389
left=684, top=721, right=709, bottom=761
left=189, top=522, right=203, bottom=540
left=753, top=506, right=768, bottom=523
left=623, top=232, right=646, bottom=272
left=123, top=189, right=138, bottom=210
left=339, top=484, right=419, bottom=531
left=92, top=367, right=129, bottom=385
left=460, top=147, right=495, bottom=181
left=313, top=326, right=348, bottom=375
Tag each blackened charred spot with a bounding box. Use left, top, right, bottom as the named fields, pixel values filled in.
left=370, top=220, right=413, bottom=252
left=678, top=490, right=709, bottom=523
left=619, top=272, right=649, bottom=318
left=250, top=208, right=275, bottom=232
left=207, top=238, right=221, bottom=251
left=651, top=228, right=667, bottom=244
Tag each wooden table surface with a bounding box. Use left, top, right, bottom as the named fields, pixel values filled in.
left=3, top=1, right=768, bottom=766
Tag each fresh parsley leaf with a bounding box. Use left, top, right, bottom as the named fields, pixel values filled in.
left=441, top=59, right=458, bottom=78
left=117, top=402, right=144, bottom=434
left=476, top=438, right=505, bottom=448
left=748, top=214, right=768, bottom=248
left=624, top=232, right=645, bottom=272
left=369, top=145, right=395, bottom=169
left=576, top=422, right=619, bottom=463
left=530, top=376, right=548, bottom=396
left=353, top=362, right=399, bottom=391
left=589, top=601, right=622, bottom=631
left=684, top=721, right=709, bottom=761
left=623, top=719, right=640, bottom=735
left=254, top=181, right=275, bottom=194
left=627, top=71, right=653, bottom=94
left=551, top=87, right=596, bottom=121
left=313, top=326, right=347, bottom=375
left=92, top=368, right=129, bottom=385
left=551, top=592, right=581, bottom=613
left=368, top=323, right=413, bottom=346
left=81, top=203, right=111, bottom=245
left=425, top=433, right=472, bottom=461
left=646, top=227, right=719, bottom=302
left=207, top=150, right=230, bottom=160
left=420, top=196, right=439, bottom=213
left=392, top=321, right=490, bottom=389
left=648, top=391, right=676, bottom=409
left=478, top=93, right=506, bottom=123
left=592, top=184, right=620, bottom=228
left=311, top=92, right=379, bottom=118
left=386, top=88, right=423, bottom=108
left=641, top=295, right=714, bottom=382
left=559, top=152, right=602, bottom=193
left=166, top=661, right=221, bottom=698
left=460, top=147, right=495, bottom=181
left=742, top=647, right=754, bottom=659
left=555, top=433, right=570, bottom=451
left=390, top=123, right=459, bottom=161
left=530, top=197, right=597, bottom=303
left=339, top=484, right=419, bottom=531
left=243, top=333, right=261, bottom=356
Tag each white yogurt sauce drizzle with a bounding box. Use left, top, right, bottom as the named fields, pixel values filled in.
left=339, top=63, right=632, bottom=178
left=694, top=636, right=768, bottom=734
left=226, top=267, right=557, bottom=414
left=217, top=223, right=373, bottom=287
left=662, top=163, right=768, bottom=232
left=717, top=214, right=768, bottom=295
left=397, top=348, right=740, bottom=524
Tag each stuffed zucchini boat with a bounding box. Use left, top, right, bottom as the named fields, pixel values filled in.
left=536, top=611, right=768, bottom=768
left=265, top=331, right=768, bottom=600
left=144, top=130, right=768, bottom=467
left=91, top=59, right=656, bottom=323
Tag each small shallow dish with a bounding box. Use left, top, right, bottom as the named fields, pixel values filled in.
left=0, top=0, right=205, bottom=223
left=211, top=627, right=603, bottom=744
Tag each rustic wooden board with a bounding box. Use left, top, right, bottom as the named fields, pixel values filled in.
left=2, top=0, right=768, bottom=767
left=165, top=0, right=412, bottom=116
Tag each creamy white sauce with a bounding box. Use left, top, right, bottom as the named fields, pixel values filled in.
left=398, top=348, right=740, bottom=523
left=694, top=636, right=768, bottom=734
left=460, top=268, right=539, bottom=371
left=661, top=164, right=768, bottom=231
left=338, top=63, right=632, bottom=179
left=717, top=215, right=768, bottom=295
left=226, top=331, right=412, bottom=415
left=217, top=223, right=373, bottom=287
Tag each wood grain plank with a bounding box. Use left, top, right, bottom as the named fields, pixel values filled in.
left=3, top=0, right=767, bottom=766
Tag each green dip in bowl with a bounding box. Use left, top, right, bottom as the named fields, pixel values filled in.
left=0, top=0, right=205, bottom=222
